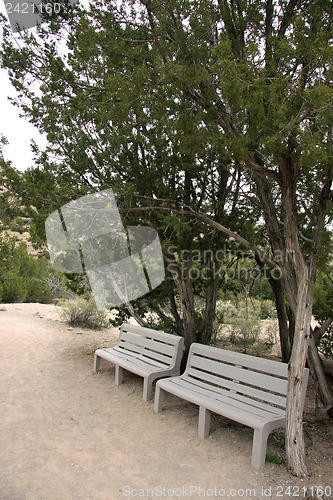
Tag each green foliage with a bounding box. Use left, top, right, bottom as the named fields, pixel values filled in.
left=59, top=297, right=109, bottom=329
left=228, top=316, right=262, bottom=353
left=0, top=233, right=62, bottom=303
left=266, top=453, right=282, bottom=465
left=313, top=271, right=333, bottom=323
left=217, top=295, right=277, bottom=323
left=0, top=158, right=89, bottom=246
left=313, top=268, right=333, bottom=359
left=318, top=324, right=333, bottom=359
left=0, top=270, right=27, bottom=302
left=215, top=296, right=277, bottom=354
left=0, top=159, right=29, bottom=233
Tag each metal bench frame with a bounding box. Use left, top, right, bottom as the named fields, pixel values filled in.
left=154, top=342, right=309, bottom=469
left=94, top=323, right=184, bottom=401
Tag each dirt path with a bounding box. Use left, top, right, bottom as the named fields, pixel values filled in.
left=0, top=303, right=332, bottom=500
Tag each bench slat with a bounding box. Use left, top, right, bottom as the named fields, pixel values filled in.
left=170, top=377, right=284, bottom=420
left=157, top=378, right=281, bottom=430
left=116, top=341, right=172, bottom=366
left=191, top=343, right=288, bottom=378
left=186, top=367, right=287, bottom=408
left=96, top=349, right=156, bottom=374
left=119, top=331, right=175, bottom=357
left=190, top=354, right=287, bottom=396
left=121, top=324, right=179, bottom=345
left=181, top=374, right=285, bottom=416
left=113, top=344, right=170, bottom=367
left=114, top=353, right=165, bottom=373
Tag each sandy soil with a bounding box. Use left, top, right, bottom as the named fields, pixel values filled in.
left=0, top=303, right=332, bottom=500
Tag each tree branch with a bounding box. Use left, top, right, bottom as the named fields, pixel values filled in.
left=312, top=318, right=333, bottom=342
left=278, top=0, right=299, bottom=38
left=119, top=205, right=281, bottom=271
left=144, top=3, right=167, bottom=64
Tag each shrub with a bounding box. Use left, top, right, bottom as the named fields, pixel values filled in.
left=266, top=453, right=282, bottom=464
left=317, top=323, right=333, bottom=359
left=0, top=270, right=27, bottom=302
left=0, top=233, right=65, bottom=303
left=214, top=295, right=278, bottom=354
left=60, top=297, right=109, bottom=329
left=229, top=317, right=261, bottom=353
left=258, top=299, right=277, bottom=320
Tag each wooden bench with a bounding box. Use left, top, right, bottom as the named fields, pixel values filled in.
left=94, top=323, right=184, bottom=401
left=154, top=343, right=309, bottom=469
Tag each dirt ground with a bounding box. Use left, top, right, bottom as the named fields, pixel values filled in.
left=0, top=303, right=332, bottom=500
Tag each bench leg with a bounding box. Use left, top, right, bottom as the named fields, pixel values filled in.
left=94, top=353, right=101, bottom=373
left=143, top=377, right=153, bottom=401
left=251, top=425, right=271, bottom=469
left=154, top=384, right=165, bottom=413
left=198, top=406, right=211, bottom=439
left=115, top=365, right=124, bottom=386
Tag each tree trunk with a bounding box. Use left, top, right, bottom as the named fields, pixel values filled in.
left=200, top=277, right=220, bottom=345
left=166, top=251, right=197, bottom=350
left=287, top=306, right=296, bottom=347
left=285, top=272, right=312, bottom=476
left=308, top=334, right=333, bottom=418
left=268, top=275, right=292, bottom=362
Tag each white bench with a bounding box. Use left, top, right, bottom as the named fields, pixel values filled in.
left=94, top=323, right=184, bottom=401
left=154, top=343, right=309, bottom=469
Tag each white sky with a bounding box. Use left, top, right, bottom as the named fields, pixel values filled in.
left=0, top=2, right=47, bottom=171
left=0, top=1, right=92, bottom=172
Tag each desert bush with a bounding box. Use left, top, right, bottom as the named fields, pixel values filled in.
left=317, top=324, right=333, bottom=359
left=215, top=300, right=238, bottom=322
left=0, top=233, right=64, bottom=303
left=214, top=295, right=277, bottom=353
left=40, top=275, right=75, bottom=301
left=0, top=270, right=27, bottom=302
left=216, top=297, right=276, bottom=323
left=60, top=297, right=109, bottom=329
left=229, top=317, right=261, bottom=353
left=258, top=299, right=277, bottom=320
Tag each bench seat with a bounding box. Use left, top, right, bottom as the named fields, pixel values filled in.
left=94, top=323, right=184, bottom=401
left=154, top=343, right=309, bottom=469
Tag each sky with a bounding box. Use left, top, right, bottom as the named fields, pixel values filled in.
left=0, top=1, right=91, bottom=172
left=0, top=2, right=47, bottom=172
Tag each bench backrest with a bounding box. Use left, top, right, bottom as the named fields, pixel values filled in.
left=185, top=343, right=309, bottom=410
left=118, top=323, right=184, bottom=370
